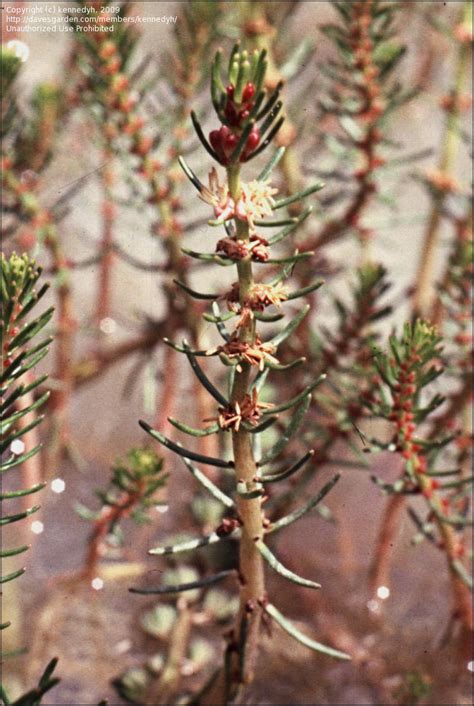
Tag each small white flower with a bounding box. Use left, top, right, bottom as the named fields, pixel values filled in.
left=237, top=179, right=278, bottom=230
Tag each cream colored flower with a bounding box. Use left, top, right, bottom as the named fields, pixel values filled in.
left=199, top=169, right=278, bottom=231
left=236, top=179, right=278, bottom=231
left=198, top=168, right=235, bottom=224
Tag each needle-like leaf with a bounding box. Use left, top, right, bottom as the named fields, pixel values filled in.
left=266, top=604, right=351, bottom=660
left=130, top=570, right=234, bottom=595
left=256, top=541, right=321, bottom=589
left=267, top=475, right=340, bottom=533
left=139, top=421, right=233, bottom=468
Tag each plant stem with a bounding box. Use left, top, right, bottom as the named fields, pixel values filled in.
left=96, top=151, right=116, bottom=333
left=412, top=0, right=471, bottom=318
left=45, top=221, right=75, bottom=471
left=431, top=205, right=472, bottom=327
left=82, top=490, right=139, bottom=579
left=228, top=164, right=265, bottom=697
left=204, top=166, right=265, bottom=704
left=368, top=493, right=405, bottom=598
left=145, top=597, right=192, bottom=705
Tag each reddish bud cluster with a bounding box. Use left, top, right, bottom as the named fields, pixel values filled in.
left=224, top=82, right=256, bottom=127
left=209, top=82, right=261, bottom=164
left=209, top=123, right=260, bottom=166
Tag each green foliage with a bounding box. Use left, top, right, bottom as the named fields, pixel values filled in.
left=370, top=320, right=444, bottom=406
left=393, top=670, right=432, bottom=705
left=1, top=254, right=53, bottom=615
left=76, top=447, right=167, bottom=532
left=0, top=658, right=59, bottom=706
left=72, top=1, right=139, bottom=63
left=365, top=321, right=472, bottom=573
left=1, top=46, right=22, bottom=103
left=1, top=46, right=22, bottom=138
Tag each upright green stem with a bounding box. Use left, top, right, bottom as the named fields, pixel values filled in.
left=227, top=163, right=265, bottom=699
left=412, top=0, right=471, bottom=318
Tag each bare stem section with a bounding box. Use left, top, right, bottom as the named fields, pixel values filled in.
left=228, top=166, right=265, bottom=695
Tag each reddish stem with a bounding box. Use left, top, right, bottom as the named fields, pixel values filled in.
left=96, top=155, right=116, bottom=330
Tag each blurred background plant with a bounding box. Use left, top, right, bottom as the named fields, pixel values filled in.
left=1, top=1, right=472, bottom=704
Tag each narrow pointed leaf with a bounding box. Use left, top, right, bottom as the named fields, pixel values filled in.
left=1, top=445, right=43, bottom=472
left=287, top=280, right=325, bottom=300
left=163, top=338, right=216, bottom=357
left=266, top=603, right=351, bottom=660
left=256, top=541, right=321, bottom=589
left=259, top=396, right=311, bottom=466
left=273, top=182, right=325, bottom=210
left=267, top=207, right=313, bottom=246
left=262, top=450, right=315, bottom=483
left=178, top=155, right=204, bottom=192
left=0, top=505, right=40, bottom=526
left=1, top=482, right=46, bottom=500
left=211, top=302, right=231, bottom=340
left=257, top=146, right=286, bottom=181
left=265, top=357, right=306, bottom=371
left=268, top=304, right=310, bottom=349
left=181, top=248, right=233, bottom=266
left=190, top=111, right=221, bottom=162
left=182, top=457, right=235, bottom=508
left=268, top=475, right=340, bottom=533
left=139, top=421, right=233, bottom=468
left=182, top=340, right=228, bottom=406
left=0, top=545, right=29, bottom=558
left=254, top=311, right=285, bottom=323
left=130, top=569, right=234, bottom=595
left=264, top=374, right=326, bottom=415
left=174, top=279, right=219, bottom=300
left=168, top=417, right=219, bottom=437
left=243, top=416, right=278, bottom=434
left=229, top=120, right=256, bottom=164
left=1, top=568, right=26, bottom=584
left=149, top=529, right=238, bottom=556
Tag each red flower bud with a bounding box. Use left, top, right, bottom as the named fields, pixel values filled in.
left=242, top=82, right=256, bottom=102
left=224, top=132, right=237, bottom=149
left=246, top=129, right=260, bottom=150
